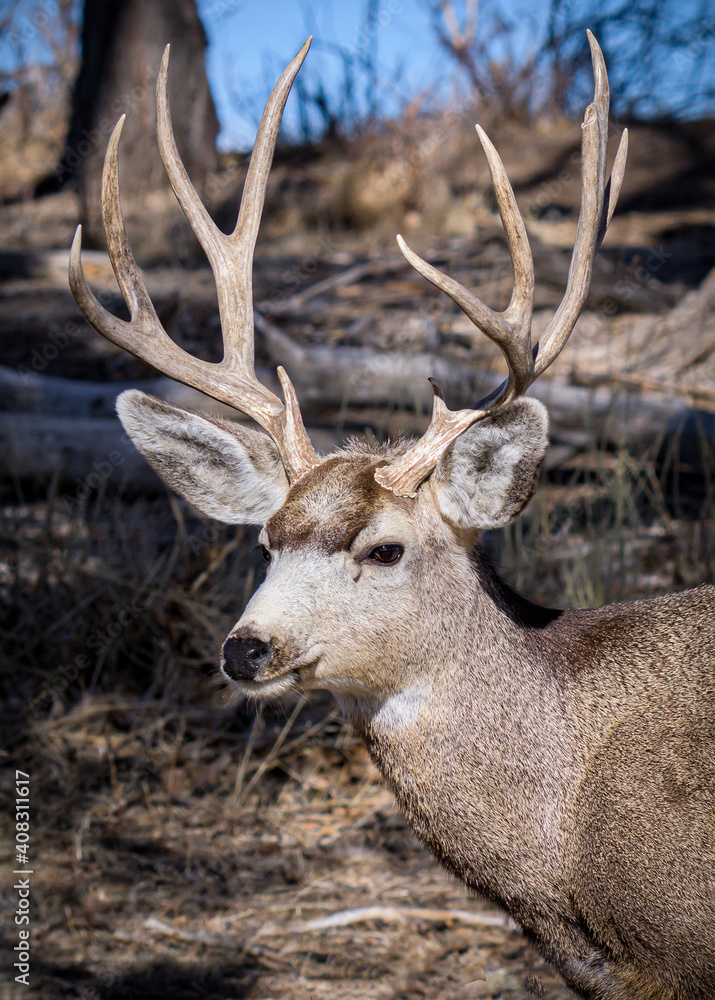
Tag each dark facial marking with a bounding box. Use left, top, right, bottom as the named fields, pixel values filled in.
left=266, top=456, right=409, bottom=554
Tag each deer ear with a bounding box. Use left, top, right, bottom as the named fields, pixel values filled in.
left=432, top=398, right=548, bottom=531
left=116, top=390, right=290, bottom=524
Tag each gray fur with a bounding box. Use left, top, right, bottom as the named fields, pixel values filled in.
left=433, top=398, right=549, bottom=529
left=116, top=390, right=289, bottom=523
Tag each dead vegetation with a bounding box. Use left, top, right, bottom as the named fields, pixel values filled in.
left=5, top=688, right=575, bottom=999
left=1, top=92, right=715, bottom=999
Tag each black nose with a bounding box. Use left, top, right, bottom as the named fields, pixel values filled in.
left=221, top=634, right=273, bottom=681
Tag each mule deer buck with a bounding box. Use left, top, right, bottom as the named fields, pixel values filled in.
left=69, top=33, right=715, bottom=1000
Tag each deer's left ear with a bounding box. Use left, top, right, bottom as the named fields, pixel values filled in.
left=432, top=398, right=548, bottom=531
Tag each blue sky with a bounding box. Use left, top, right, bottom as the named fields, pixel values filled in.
left=195, top=0, right=715, bottom=150
left=1, top=0, right=713, bottom=150
left=196, top=0, right=541, bottom=149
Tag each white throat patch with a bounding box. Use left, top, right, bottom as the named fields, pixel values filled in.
left=370, top=682, right=431, bottom=732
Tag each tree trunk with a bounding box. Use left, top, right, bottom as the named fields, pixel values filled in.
left=64, top=0, right=218, bottom=262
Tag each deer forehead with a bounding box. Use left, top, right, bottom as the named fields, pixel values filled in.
left=265, top=454, right=414, bottom=554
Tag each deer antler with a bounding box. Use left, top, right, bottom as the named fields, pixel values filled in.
left=69, top=39, right=320, bottom=483
left=375, top=31, right=628, bottom=497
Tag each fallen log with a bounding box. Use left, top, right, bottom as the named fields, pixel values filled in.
left=0, top=413, right=161, bottom=494
left=0, top=366, right=237, bottom=419
left=4, top=289, right=713, bottom=491
left=13, top=314, right=712, bottom=444
left=0, top=330, right=494, bottom=416
left=2, top=381, right=712, bottom=491
left=0, top=413, right=338, bottom=494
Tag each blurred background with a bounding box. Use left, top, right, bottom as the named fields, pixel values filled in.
left=1, top=1, right=714, bottom=997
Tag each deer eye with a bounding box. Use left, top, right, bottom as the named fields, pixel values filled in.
left=365, top=543, right=404, bottom=565
left=260, top=544, right=271, bottom=563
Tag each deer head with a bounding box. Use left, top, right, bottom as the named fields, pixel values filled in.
left=70, top=33, right=627, bottom=709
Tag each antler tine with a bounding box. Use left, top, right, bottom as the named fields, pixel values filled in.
left=376, top=30, right=627, bottom=498
left=70, top=41, right=320, bottom=483
left=533, top=31, right=628, bottom=378
left=69, top=116, right=201, bottom=382
left=602, top=125, right=628, bottom=240
left=375, top=73, right=538, bottom=498
left=156, top=39, right=312, bottom=371
left=394, top=120, right=535, bottom=403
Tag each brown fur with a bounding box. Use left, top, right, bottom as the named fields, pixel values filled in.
left=355, top=545, right=715, bottom=998
left=266, top=454, right=408, bottom=552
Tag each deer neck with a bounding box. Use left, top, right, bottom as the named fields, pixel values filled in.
left=341, top=549, right=565, bottom=735
left=337, top=551, right=580, bottom=910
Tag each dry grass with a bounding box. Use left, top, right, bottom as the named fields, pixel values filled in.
left=2, top=688, right=572, bottom=999
left=496, top=439, right=715, bottom=609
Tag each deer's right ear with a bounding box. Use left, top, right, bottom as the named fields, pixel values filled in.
left=116, top=390, right=289, bottom=524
